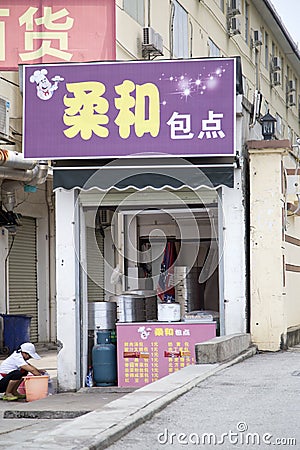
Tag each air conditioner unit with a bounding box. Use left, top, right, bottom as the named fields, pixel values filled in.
left=143, top=27, right=156, bottom=48
left=272, top=71, right=281, bottom=86
left=142, top=27, right=163, bottom=56
left=287, top=79, right=296, bottom=92
left=98, top=209, right=114, bottom=226
left=230, top=17, right=241, bottom=35
left=288, top=91, right=296, bottom=107
left=253, top=30, right=263, bottom=46
left=228, top=0, right=241, bottom=16
left=0, top=97, right=10, bottom=137
left=272, top=56, right=282, bottom=71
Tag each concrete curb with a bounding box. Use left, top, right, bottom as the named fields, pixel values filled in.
left=16, top=346, right=256, bottom=450
left=4, top=410, right=90, bottom=419
left=195, top=333, right=251, bottom=363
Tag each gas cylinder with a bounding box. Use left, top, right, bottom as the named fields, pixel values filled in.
left=92, top=330, right=117, bottom=386
left=110, top=329, right=117, bottom=346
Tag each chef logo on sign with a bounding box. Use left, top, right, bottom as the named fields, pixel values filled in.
left=29, top=69, right=64, bottom=101
left=137, top=326, right=152, bottom=340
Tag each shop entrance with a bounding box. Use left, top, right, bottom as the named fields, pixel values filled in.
left=80, top=188, right=224, bottom=387
left=80, top=188, right=223, bottom=328
left=121, top=207, right=220, bottom=323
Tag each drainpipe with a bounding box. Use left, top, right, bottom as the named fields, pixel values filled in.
left=0, top=149, right=36, bottom=170
left=46, top=178, right=56, bottom=343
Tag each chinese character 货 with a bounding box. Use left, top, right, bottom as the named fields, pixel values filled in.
left=19, top=6, right=74, bottom=62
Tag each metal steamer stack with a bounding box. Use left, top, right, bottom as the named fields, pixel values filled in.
left=174, top=266, right=203, bottom=318
left=109, top=294, right=146, bottom=323
left=127, top=290, right=158, bottom=321
left=109, top=291, right=158, bottom=323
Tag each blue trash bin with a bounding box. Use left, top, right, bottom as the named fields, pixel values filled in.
left=0, top=314, right=32, bottom=353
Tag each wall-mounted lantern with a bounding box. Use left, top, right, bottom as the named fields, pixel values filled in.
left=260, top=110, right=277, bottom=140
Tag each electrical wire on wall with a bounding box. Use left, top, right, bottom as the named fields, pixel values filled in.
left=189, top=19, right=193, bottom=58
left=148, top=0, right=151, bottom=27
left=0, top=75, right=19, bottom=88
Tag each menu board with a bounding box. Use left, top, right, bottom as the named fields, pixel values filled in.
left=116, top=322, right=216, bottom=387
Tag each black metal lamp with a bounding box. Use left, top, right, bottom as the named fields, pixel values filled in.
left=260, top=110, right=277, bottom=140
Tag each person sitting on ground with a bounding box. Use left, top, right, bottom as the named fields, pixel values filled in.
left=0, top=342, right=44, bottom=401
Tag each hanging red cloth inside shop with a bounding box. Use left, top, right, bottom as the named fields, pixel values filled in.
left=157, top=241, right=177, bottom=302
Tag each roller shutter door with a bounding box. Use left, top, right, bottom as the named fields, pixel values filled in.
left=79, top=187, right=218, bottom=208
left=86, top=226, right=105, bottom=302
left=8, top=217, right=38, bottom=342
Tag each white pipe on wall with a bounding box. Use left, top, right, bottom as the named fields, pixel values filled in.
left=0, top=149, right=36, bottom=170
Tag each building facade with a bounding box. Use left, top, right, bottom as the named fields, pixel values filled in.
left=1, top=1, right=300, bottom=391
left=53, top=0, right=300, bottom=391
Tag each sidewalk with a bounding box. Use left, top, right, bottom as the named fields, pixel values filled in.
left=0, top=347, right=132, bottom=422
left=0, top=345, right=257, bottom=449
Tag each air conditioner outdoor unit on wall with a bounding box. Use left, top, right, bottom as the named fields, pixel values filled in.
left=287, top=79, right=296, bottom=92
left=272, top=71, right=281, bottom=86
left=143, top=27, right=156, bottom=47
left=228, top=0, right=241, bottom=16
left=0, top=97, right=10, bottom=137
left=99, top=209, right=114, bottom=226
left=230, top=17, right=241, bottom=35
left=288, top=92, right=296, bottom=107
left=142, top=27, right=163, bottom=57
left=272, top=56, right=282, bottom=71
left=253, top=30, right=263, bottom=46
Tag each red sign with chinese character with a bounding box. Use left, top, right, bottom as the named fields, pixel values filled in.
left=0, top=1, right=115, bottom=70
left=116, top=322, right=216, bottom=387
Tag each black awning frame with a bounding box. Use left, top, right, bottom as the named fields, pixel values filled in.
left=53, top=164, right=234, bottom=190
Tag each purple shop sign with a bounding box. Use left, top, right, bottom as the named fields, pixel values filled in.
left=23, top=58, right=236, bottom=159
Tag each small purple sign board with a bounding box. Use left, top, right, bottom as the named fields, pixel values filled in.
left=116, top=322, right=216, bottom=387
left=23, top=58, right=236, bottom=159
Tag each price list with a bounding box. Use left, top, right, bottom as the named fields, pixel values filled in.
left=117, top=322, right=216, bottom=387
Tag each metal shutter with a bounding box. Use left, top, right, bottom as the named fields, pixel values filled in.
left=79, top=187, right=218, bottom=208
left=86, top=226, right=105, bottom=302
left=8, top=217, right=38, bottom=342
